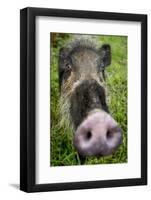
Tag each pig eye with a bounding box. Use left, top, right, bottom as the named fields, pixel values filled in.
left=65, top=63, right=72, bottom=71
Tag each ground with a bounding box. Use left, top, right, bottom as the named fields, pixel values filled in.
left=50, top=33, right=127, bottom=166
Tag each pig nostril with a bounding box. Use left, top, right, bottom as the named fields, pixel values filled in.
left=107, top=130, right=113, bottom=139
left=85, top=131, right=92, bottom=140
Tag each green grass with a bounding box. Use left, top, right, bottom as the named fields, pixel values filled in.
left=50, top=34, right=127, bottom=166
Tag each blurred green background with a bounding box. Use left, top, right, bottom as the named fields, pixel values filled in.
left=50, top=33, right=127, bottom=166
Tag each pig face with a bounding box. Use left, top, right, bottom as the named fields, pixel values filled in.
left=58, top=38, right=122, bottom=156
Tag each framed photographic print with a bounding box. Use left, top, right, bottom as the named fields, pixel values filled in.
left=20, top=7, right=147, bottom=192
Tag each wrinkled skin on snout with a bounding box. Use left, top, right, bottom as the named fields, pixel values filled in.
left=59, top=38, right=122, bottom=157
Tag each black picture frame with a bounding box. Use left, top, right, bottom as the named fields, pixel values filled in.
left=20, top=7, right=147, bottom=192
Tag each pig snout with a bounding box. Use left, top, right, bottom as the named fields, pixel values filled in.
left=74, top=111, right=122, bottom=156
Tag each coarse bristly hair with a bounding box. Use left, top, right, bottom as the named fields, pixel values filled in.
left=58, top=89, right=74, bottom=134
left=64, top=34, right=103, bottom=55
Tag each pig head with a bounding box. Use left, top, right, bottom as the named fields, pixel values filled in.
left=58, top=38, right=122, bottom=156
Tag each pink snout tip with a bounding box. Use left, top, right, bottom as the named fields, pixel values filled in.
left=74, top=110, right=122, bottom=156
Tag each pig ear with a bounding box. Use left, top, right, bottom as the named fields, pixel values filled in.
left=58, top=47, right=71, bottom=87
left=59, top=47, right=68, bottom=68
left=58, top=47, right=66, bottom=87
left=99, top=44, right=111, bottom=68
